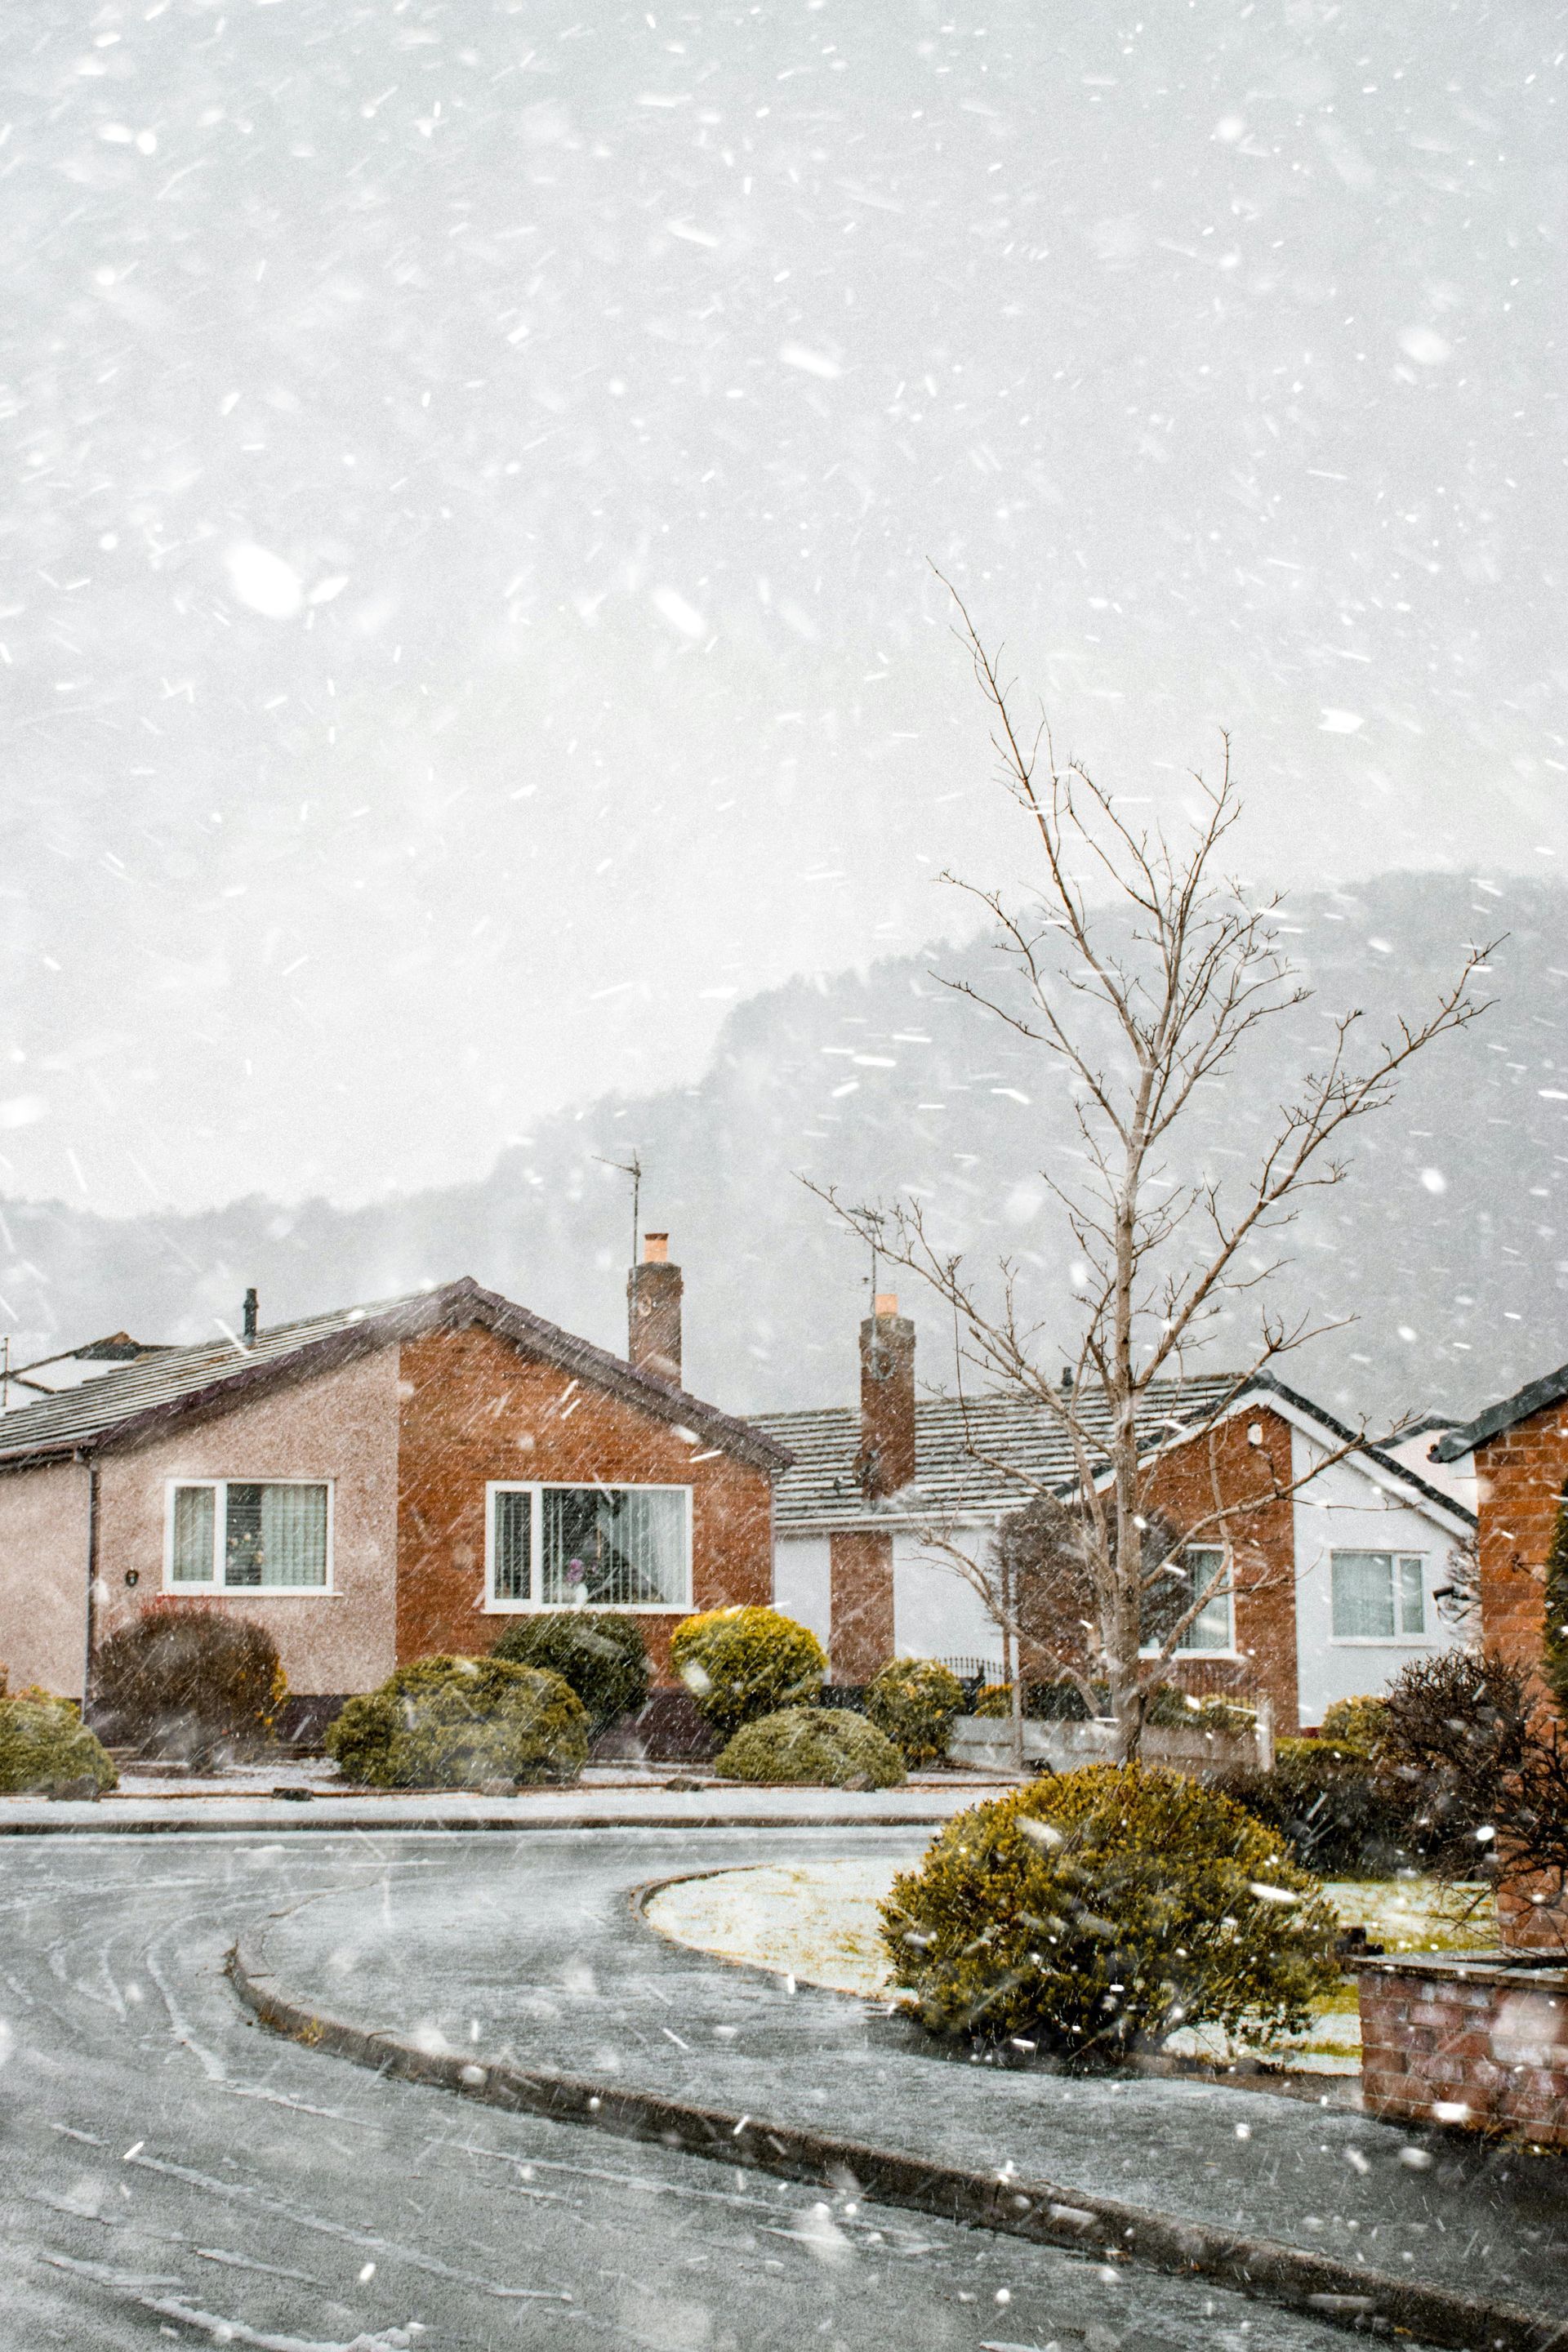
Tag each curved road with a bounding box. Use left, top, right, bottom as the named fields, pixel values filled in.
left=0, top=1826, right=1501, bottom=2350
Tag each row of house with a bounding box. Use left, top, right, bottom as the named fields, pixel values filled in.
left=0, top=1234, right=1547, bottom=1743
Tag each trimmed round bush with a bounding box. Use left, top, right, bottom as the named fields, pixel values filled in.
left=0, top=1697, right=118, bottom=1796
left=489, top=1610, right=648, bottom=1732
left=326, top=1655, right=587, bottom=1788
left=670, top=1606, right=825, bottom=1738
left=93, top=1606, right=286, bottom=1762
left=866, top=1658, right=964, bottom=1764
left=714, top=1706, right=906, bottom=1789
left=881, top=1764, right=1339, bottom=2065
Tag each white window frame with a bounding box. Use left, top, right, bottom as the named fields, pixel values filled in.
left=1329, top=1549, right=1430, bottom=1645
left=1139, top=1545, right=1238, bottom=1659
left=163, top=1478, right=335, bottom=1595
left=484, top=1480, right=693, bottom=1614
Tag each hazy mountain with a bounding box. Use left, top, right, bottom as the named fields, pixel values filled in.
left=2, top=866, right=1563, bottom=1428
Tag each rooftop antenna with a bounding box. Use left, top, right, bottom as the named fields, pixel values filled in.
left=863, top=1221, right=885, bottom=1377
left=595, top=1148, right=644, bottom=1267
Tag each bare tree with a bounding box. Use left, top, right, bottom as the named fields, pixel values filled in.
left=816, top=585, right=1491, bottom=1763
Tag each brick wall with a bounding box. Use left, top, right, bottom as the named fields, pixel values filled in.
left=394, top=1323, right=774, bottom=1684
left=1474, top=1404, right=1568, bottom=1678
left=1472, top=1403, right=1568, bottom=1950
left=1144, top=1408, right=1299, bottom=1726
left=1049, top=1406, right=1299, bottom=1726
left=828, top=1530, right=895, bottom=1683
left=1360, top=1954, right=1568, bottom=2146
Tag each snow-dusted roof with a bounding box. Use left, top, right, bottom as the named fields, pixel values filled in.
left=755, top=1373, right=1241, bottom=1532
left=755, top=1370, right=1473, bottom=1534
left=2, top=1332, right=171, bottom=1407
left=0, top=1278, right=791, bottom=1477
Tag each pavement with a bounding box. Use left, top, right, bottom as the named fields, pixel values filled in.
left=0, top=1827, right=1381, bottom=2352
left=238, top=1823, right=1568, bottom=2339
left=0, top=1767, right=1015, bottom=1836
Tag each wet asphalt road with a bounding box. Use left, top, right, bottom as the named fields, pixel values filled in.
left=0, top=1829, right=1417, bottom=2351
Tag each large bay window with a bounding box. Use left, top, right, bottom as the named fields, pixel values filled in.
left=487, top=1482, right=690, bottom=1610
left=1141, top=1545, right=1234, bottom=1655
left=1330, top=1550, right=1427, bottom=1642
left=167, top=1481, right=331, bottom=1590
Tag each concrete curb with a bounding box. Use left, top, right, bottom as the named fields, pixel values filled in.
left=629, top=1867, right=1361, bottom=2110
left=0, top=1806, right=967, bottom=1838
left=229, top=1913, right=1566, bottom=2352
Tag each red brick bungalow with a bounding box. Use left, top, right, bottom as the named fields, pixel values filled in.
left=760, top=1300, right=1475, bottom=1733
left=0, top=1251, right=789, bottom=1729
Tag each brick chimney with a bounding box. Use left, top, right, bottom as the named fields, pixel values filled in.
left=854, top=1293, right=916, bottom=1499
left=628, top=1232, right=682, bottom=1387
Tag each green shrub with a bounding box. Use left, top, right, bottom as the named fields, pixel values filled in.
left=865, top=1658, right=964, bottom=1764
left=1145, top=1688, right=1256, bottom=1738
left=1217, top=1736, right=1414, bottom=1877
left=1379, top=1650, right=1535, bottom=1878
left=973, top=1682, right=1013, bottom=1719
left=326, top=1655, right=587, bottom=1788
left=669, top=1606, right=825, bottom=1737
left=714, top=1706, right=906, bottom=1789
left=489, top=1610, right=648, bottom=1732
left=1318, top=1695, right=1391, bottom=1755
left=882, top=1764, right=1339, bottom=2064
left=0, top=1697, right=118, bottom=1796
left=93, top=1606, right=286, bottom=1762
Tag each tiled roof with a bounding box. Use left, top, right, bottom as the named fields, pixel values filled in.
left=0, top=1278, right=792, bottom=1477
left=755, top=1374, right=1243, bottom=1531
left=755, top=1370, right=1474, bottom=1533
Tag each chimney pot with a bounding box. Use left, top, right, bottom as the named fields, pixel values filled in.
left=644, top=1232, right=669, bottom=1264
left=873, top=1291, right=898, bottom=1318
left=243, top=1287, right=259, bottom=1343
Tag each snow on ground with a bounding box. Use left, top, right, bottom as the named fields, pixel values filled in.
left=644, top=1860, right=1500, bottom=2071
left=648, top=1856, right=902, bottom=1998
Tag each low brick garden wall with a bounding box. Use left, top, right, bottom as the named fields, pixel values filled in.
left=1358, top=1952, right=1568, bottom=2146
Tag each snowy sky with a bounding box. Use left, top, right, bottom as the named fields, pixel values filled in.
left=3, top=0, right=1562, bottom=1217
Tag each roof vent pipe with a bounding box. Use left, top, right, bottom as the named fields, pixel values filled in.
left=243, top=1288, right=259, bottom=1343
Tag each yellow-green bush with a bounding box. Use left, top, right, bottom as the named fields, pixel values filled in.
left=972, top=1682, right=1013, bottom=1719
left=866, top=1658, right=964, bottom=1763
left=881, top=1764, right=1339, bottom=2065
left=714, top=1706, right=906, bottom=1789
left=326, top=1655, right=587, bottom=1788
left=669, top=1606, right=825, bottom=1737
left=0, top=1697, right=118, bottom=1796
left=1318, top=1695, right=1390, bottom=1755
